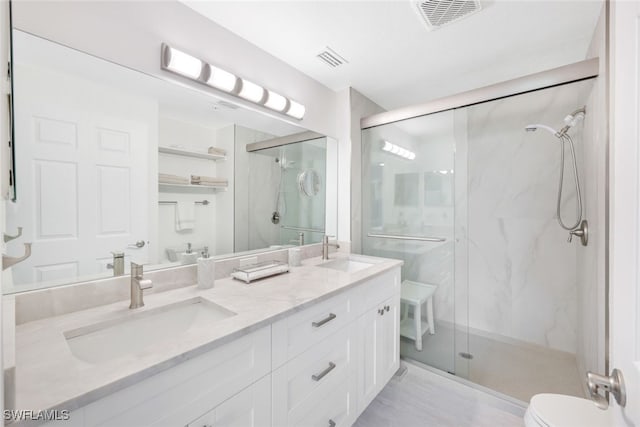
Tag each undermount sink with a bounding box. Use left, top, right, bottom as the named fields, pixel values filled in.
left=64, top=297, right=236, bottom=364
left=318, top=256, right=379, bottom=273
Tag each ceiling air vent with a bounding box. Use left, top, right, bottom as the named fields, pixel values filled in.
left=213, top=100, right=240, bottom=110
left=416, top=0, right=481, bottom=31
left=316, top=47, right=348, bottom=68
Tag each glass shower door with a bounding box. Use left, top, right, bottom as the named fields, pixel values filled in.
left=361, top=109, right=468, bottom=376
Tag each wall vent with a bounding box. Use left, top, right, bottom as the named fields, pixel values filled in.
left=213, top=100, right=240, bottom=110
left=415, top=0, right=481, bottom=31
left=316, top=47, right=348, bottom=68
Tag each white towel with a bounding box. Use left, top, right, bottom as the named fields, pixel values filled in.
left=175, top=202, right=195, bottom=231
left=159, top=173, right=189, bottom=185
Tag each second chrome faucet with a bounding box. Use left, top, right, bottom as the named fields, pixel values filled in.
left=322, top=235, right=340, bottom=260
left=130, top=262, right=153, bottom=309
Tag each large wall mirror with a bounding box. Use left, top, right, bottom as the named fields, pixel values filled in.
left=3, top=30, right=338, bottom=294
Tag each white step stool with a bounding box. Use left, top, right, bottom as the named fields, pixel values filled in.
left=400, top=280, right=437, bottom=351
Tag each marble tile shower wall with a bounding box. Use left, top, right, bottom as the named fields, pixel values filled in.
left=461, top=80, right=595, bottom=354
left=247, top=153, right=281, bottom=250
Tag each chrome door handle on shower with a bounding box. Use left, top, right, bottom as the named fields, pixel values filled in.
left=587, top=368, right=626, bottom=409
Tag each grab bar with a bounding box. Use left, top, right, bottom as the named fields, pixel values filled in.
left=367, top=233, right=447, bottom=242
left=281, top=225, right=325, bottom=234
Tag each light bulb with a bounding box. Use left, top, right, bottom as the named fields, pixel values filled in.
left=239, top=79, right=266, bottom=103
left=165, top=47, right=202, bottom=79
left=286, top=100, right=306, bottom=119
left=264, top=91, right=288, bottom=111
left=206, top=65, right=237, bottom=92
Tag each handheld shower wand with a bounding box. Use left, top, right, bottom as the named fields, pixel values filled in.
left=525, top=106, right=587, bottom=245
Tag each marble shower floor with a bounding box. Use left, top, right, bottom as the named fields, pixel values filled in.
left=354, top=363, right=525, bottom=427
left=400, top=322, right=585, bottom=403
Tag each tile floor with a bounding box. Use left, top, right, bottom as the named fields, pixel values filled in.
left=354, top=363, right=526, bottom=427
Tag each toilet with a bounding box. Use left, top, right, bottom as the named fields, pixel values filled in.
left=525, top=394, right=613, bottom=427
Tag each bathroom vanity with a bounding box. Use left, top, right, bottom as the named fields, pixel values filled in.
left=9, top=253, right=401, bottom=426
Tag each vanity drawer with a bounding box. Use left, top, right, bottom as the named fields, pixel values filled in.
left=287, top=378, right=353, bottom=427
left=186, top=374, right=271, bottom=427
left=272, top=290, right=353, bottom=368
left=82, top=327, right=271, bottom=427
left=272, top=325, right=355, bottom=427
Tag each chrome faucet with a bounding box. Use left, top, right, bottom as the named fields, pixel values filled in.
left=107, top=251, right=125, bottom=276
left=130, top=262, right=153, bottom=309
left=322, top=235, right=340, bottom=260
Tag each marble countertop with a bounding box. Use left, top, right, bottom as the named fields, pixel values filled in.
left=13, top=253, right=403, bottom=415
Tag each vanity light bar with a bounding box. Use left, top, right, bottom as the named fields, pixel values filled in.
left=382, top=140, right=416, bottom=160
left=160, top=43, right=305, bottom=119
left=162, top=45, right=204, bottom=79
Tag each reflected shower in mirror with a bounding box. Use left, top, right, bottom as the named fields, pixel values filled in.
left=239, top=133, right=331, bottom=251
left=4, top=30, right=337, bottom=294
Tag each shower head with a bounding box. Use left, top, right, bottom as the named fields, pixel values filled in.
left=564, top=106, right=586, bottom=127
left=525, top=124, right=560, bottom=137
left=556, top=106, right=586, bottom=136
left=526, top=106, right=587, bottom=138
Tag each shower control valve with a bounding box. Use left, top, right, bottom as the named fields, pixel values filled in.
left=567, top=220, right=588, bottom=246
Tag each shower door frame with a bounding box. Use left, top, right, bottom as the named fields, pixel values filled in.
left=361, top=58, right=598, bottom=129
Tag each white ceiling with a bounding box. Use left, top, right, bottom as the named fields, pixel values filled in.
left=182, top=0, right=603, bottom=110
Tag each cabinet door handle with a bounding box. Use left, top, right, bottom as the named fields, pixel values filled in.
left=385, top=305, right=390, bottom=312
left=312, top=362, right=336, bottom=381
left=378, top=308, right=384, bottom=315
left=329, top=420, right=336, bottom=427
left=312, top=313, right=336, bottom=328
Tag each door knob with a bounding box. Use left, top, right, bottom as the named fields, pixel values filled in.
left=586, top=368, right=626, bottom=409
left=128, top=240, right=146, bottom=248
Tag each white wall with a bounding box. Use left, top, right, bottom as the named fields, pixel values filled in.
left=11, top=1, right=338, bottom=138
left=346, top=88, right=385, bottom=251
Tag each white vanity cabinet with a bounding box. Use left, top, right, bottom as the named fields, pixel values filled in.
left=40, top=327, right=272, bottom=427
left=271, top=266, right=401, bottom=427
left=271, top=290, right=357, bottom=427
left=36, top=264, right=400, bottom=427
left=355, top=271, right=401, bottom=412
left=356, top=296, right=400, bottom=411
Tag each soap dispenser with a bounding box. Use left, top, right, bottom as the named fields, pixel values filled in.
left=181, top=242, right=198, bottom=265
left=197, top=246, right=215, bottom=289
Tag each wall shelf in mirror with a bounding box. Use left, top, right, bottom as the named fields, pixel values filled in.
left=158, top=146, right=226, bottom=161
left=159, top=183, right=228, bottom=192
